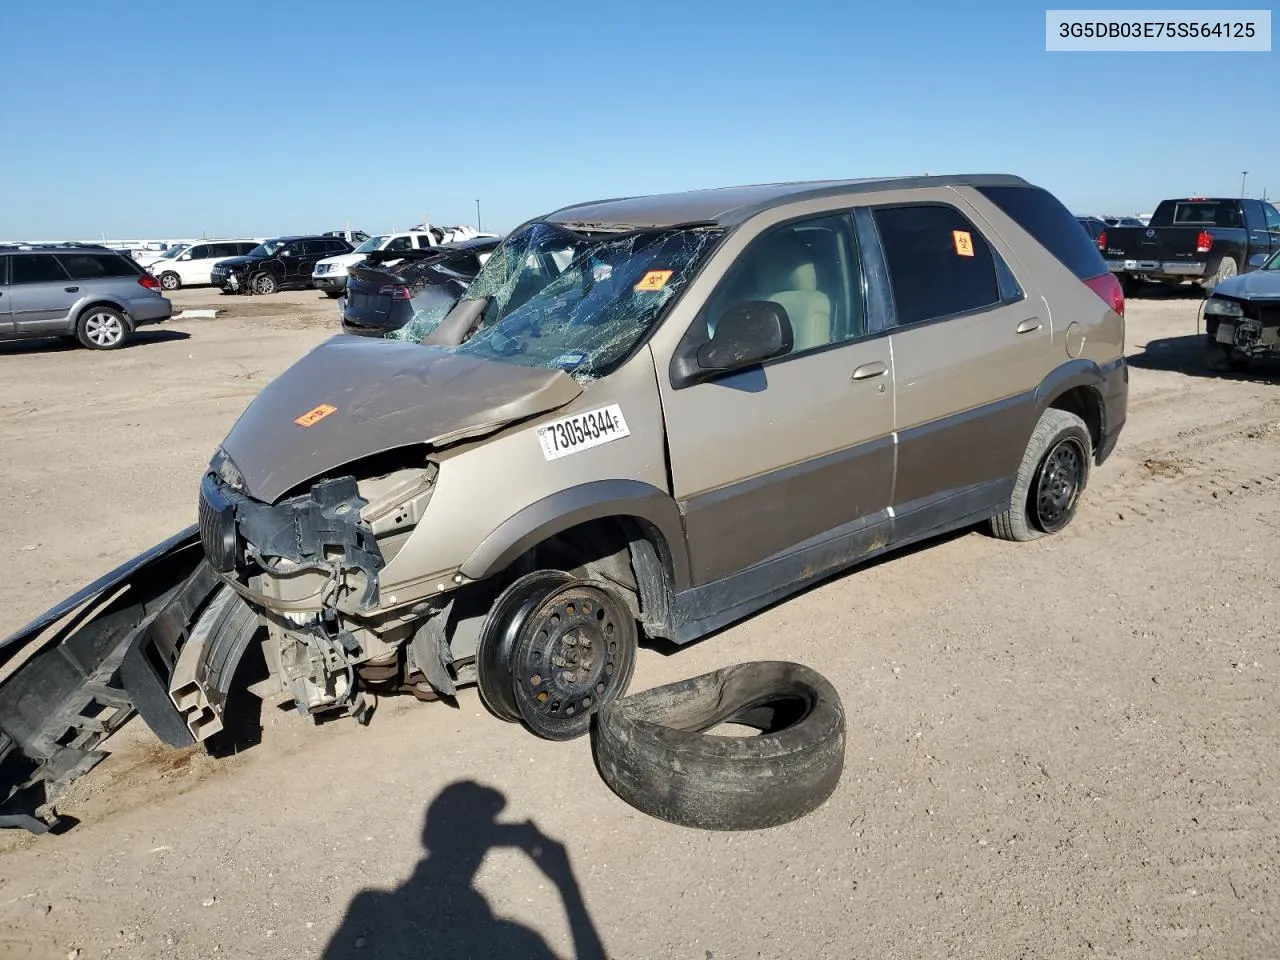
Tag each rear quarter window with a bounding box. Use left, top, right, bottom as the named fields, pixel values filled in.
left=57, top=253, right=143, bottom=280
left=977, top=185, right=1109, bottom=281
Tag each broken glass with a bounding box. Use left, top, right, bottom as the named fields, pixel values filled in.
left=445, top=222, right=724, bottom=380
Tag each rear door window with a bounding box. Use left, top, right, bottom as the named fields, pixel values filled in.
left=871, top=204, right=1001, bottom=326
left=326, top=239, right=350, bottom=254
left=13, top=254, right=72, bottom=283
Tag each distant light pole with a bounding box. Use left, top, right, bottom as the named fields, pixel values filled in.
left=475, top=199, right=482, bottom=232
left=1240, top=171, right=1248, bottom=197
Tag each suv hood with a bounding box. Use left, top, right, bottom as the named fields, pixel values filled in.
left=1214, top=269, right=1280, bottom=301
left=218, top=334, right=583, bottom=502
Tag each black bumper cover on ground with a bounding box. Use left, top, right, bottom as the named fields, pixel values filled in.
left=0, top=528, right=214, bottom=833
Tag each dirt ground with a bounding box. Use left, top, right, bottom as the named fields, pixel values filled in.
left=1, top=284, right=1277, bottom=960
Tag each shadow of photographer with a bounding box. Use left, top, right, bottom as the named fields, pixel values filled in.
left=322, top=780, right=607, bottom=960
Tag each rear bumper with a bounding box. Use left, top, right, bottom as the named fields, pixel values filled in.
left=1097, top=356, right=1128, bottom=464
left=1106, top=259, right=1206, bottom=279
left=126, top=296, right=172, bottom=326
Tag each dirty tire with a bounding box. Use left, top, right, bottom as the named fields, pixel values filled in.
left=158, top=271, right=181, bottom=291
left=592, top=661, right=846, bottom=831
left=1201, top=256, right=1237, bottom=295
left=250, top=272, right=277, bottom=295
left=989, top=408, right=1092, bottom=542
left=76, top=306, right=130, bottom=350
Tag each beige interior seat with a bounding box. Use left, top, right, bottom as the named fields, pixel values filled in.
left=749, top=233, right=831, bottom=353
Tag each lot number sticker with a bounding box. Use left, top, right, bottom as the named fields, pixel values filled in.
left=295, top=403, right=338, bottom=427
left=538, top=404, right=631, bottom=461
left=952, top=230, right=975, bottom=257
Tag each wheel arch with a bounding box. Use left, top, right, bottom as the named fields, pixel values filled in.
left=1034, top=360, right=1106, bottom=459
left=75, top=298, right=133, bottom=327
left=458, top=480, right=690, bottom=636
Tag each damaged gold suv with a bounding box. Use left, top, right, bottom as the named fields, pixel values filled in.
left=0, top=175, right=1131, bottom=831
left=182, top=174, right=1127, bottom=742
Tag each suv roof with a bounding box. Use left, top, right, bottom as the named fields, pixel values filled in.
left=544, top=174, right=1032, bottom=230
left=0, top=242, right=123, bottom=253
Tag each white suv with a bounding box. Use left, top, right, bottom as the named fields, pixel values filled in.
left=149, top=240, right=261, bottom=291
left=311, top=232, right=439, bottom=297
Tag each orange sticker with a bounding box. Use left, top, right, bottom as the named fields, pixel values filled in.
left=635, top=269, right=673, bottom=292
left=952, top=230, right=975, bottom=257
left=295, top=403, right=337, bottom=427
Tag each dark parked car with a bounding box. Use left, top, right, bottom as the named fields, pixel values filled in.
left=1202, top=246, right=1280, bottom=371
left=340, top=236, right=500, bottom=338
left=211, top=235, right=353, bottom=295
left=1102, top=197, right=1280, bottom=293
left=0, top=243, right=171, bottom=349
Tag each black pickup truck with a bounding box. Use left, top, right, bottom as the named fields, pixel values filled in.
left=1101, top=197, right=1280, bottom=293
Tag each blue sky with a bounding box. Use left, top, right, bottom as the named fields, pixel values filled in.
left=2, top=0, right=1275, bottom=239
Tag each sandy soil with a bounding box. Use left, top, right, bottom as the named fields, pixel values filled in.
left=0, top=285, right=1277, bottom=960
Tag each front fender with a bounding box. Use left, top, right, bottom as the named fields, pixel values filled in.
left=459, top=479, right=692, bottom=591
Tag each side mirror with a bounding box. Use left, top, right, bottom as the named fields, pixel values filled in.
left=672, top=301, right=793, bottom=388
left=179, top=253, right=191, bottom=261
left=280, top=249, right=293, bottom=257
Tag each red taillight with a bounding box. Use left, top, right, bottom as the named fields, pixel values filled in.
left=1096, top=229, right=1107, bottom=252
left=377, top=284, right=412, bottom=300
left=1084, top=273, right=1124, bottom=316
left=1196, top=229, right=1213, bottom=253
left=138, top=273, right=160, bottom=290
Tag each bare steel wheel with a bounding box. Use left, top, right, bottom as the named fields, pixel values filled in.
left=77, top=307, right=130, bottom=350
left=989, top=408, right=1092, bottom=542
left=511, top=580, right=638, bottom=741
left=1032, top=436, right=1086, bottom=534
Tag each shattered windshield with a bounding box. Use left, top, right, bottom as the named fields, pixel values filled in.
left=247, top=240, right=283, bottom=258
left=437, top=221, right=722, bottom=379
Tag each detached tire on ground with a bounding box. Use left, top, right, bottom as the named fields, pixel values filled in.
left=592, top=661, right=846, bottom=831
left=989, top=407, right=1092, bottom=542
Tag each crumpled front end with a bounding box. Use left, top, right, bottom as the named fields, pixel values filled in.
left=192, top=447, right=447, bottom=727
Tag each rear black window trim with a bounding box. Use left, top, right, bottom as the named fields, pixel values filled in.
left=977, top=184, right=1109, bottom=283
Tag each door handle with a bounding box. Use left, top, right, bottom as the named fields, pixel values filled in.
left=65, top=286, right=79, bottom=293
left=851, top=361, right=888, bottom=380
left=1016, top=318, right=1042, bottom=334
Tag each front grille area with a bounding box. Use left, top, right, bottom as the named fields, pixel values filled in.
left=198, top=474, right=239, bottom=573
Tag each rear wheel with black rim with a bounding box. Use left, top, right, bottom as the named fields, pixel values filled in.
left=990, top=408, right=1092, bottom=542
